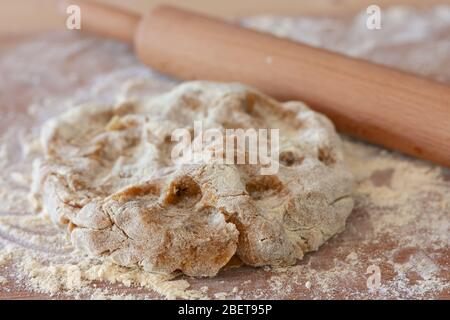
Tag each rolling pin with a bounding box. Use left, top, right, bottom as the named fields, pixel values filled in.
left=70, top=1, right=450, bottom=167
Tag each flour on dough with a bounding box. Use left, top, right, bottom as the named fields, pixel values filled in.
left=32, top=81, right=354, bottom=277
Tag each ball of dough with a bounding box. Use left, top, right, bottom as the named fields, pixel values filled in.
left=33, top=81, right=354, bottom=277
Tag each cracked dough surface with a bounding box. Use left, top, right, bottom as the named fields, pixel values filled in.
left=33, top=81, right=354, bottom=277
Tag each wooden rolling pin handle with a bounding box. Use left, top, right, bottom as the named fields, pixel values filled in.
left=71, top=0, right=139, bottom=43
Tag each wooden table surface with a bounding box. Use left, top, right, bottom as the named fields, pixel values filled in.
left=0, top=1, right=449, bottom=300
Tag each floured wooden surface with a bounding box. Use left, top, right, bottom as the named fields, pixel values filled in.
left=0, top=7, right=449, bottom=299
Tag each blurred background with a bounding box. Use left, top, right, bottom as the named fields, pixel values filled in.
left=2, top=0, right=450, bottom=36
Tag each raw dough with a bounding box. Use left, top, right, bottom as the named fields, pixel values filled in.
left=32, top=81, right=354, bottom=277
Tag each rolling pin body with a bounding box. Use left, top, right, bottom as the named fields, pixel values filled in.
left=76, top=2, right=450, bottom=167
